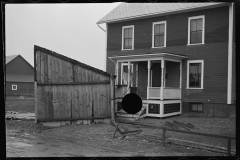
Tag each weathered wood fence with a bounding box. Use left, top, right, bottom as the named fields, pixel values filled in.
left=34, top=45, right=114, bottom=123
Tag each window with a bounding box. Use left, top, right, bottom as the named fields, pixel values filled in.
left=12, top=85, right=17, bottom=90
left=187, top=60, right=204, bottom=89
left=189, top=103, right=203, bottom=112
left=121, top=63, right=133, bottom=86
left=122, top=25, right=134, bottom=50
left=152, top=21, right=166, bottom=48
left=188, top=15, right=205, bottom=45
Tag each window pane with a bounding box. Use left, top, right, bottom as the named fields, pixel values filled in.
left=129, top=38, right=132, bottom=48
left=123, top=65, right=128, bottom=72
left=155, top=24, right=160, bottom=35
left=155, top=36, right=160, bottom=47
left=192, top=104, right=198, bottom=110
left=190, top=19, right=197, bottom=31
left=190, top=32, right=197, bottom=44
left=159, top=24, right=165, bottom=33
left=124, top=28, right=128, bottom=38
left=197, top=31, right=202, bottom=43
left=190, top=64, right=196, bottom=74
left=197, top=19, right=203, bottom=31
left=128, top=28, right=132, bottom=38
left=197, top=104, right=203, bottom=111
left=160, top=35, right=164, bottom=46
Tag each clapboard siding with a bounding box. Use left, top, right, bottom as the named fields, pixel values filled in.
left=35, top=45, right=112, bottom=122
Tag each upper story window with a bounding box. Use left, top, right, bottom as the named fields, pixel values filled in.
left=122, top=25, right=134, bottom=50
left=188, top=15, right=205, bottom=45
left=152, top=21, right=166, bottom=48
left=187, top=60, right=204, bottom=89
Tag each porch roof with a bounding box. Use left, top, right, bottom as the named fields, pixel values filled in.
left=109, top=53, right=188, bottom=63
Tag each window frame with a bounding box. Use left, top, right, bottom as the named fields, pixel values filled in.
left=188, top=15, right=205, bottom=45
left=121, top=63, right=133, bottom=85
left=152, top=21, right=167, bottom=48
left=189, top=103, right=203, bottom=112
left=12, top=85, right=17, bottom=90
left=187, top=60, right=204, bottom=89
left=122, top=25, right=134, bottom=50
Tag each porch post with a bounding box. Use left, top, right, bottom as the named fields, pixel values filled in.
left=147, top=60, right=151, bottom=99
left=136, top=63, right=138, bottom=87
left=160, top=59, right=165, bottom=100
left=115, top=61, right=118, bottom=85
left=180, top=62, right=182, bottom=98
left=128, top=61, right=131, bottom=89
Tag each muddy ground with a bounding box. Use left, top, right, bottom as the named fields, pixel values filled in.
left=5, top=97, right=236, bottom=157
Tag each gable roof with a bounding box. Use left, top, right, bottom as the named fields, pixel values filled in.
left=34, top=45, right=111, bottom=77
left=6, top=54, right=34, bottom=69
left=97, top=2, right=228, bottom=24
left=6, top=55, right=18, bottom=64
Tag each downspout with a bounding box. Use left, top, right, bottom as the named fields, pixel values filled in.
left=97, top=23, right=107, bottom=71
left=227, top=3, right=233, bottom=104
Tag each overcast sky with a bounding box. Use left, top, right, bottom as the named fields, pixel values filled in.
left=5, top=3, right=121, bottom=71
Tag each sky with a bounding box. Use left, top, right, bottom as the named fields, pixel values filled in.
left=5, top=3, right=121, bottom=71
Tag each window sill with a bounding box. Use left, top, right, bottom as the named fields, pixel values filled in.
left=186, top=88, right=204, bottom=89
left=152, top=46, right=166, bottom=49
left=187, top=43, right=205, bottom=46
left=121, top=49, right=134, bottom=51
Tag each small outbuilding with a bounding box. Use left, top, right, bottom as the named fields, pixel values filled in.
left=5, top=55, right=34, bottom=97
left=34, top=45, right=115, bottom=125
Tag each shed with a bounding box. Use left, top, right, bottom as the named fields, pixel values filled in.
left=5, top=55, right=34, bottom=97
left=34, top=45, right=115, bottom=125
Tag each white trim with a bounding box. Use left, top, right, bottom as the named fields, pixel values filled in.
left=188, top=15, right=205, bottom=45
left=120, top=62, right=133, bottom=85
left=104, top=24, right=108, bottom=72
left=152, top=21, right=167, bottom=48
left=122, top=25, right=134, bottom=50
left=12, top=85, right=17, bottom=90
left=227, top=3, right=233, bottom=104
left=109, top=52, right=187, bottom=60
left=186, top=60, right=204, bottom=89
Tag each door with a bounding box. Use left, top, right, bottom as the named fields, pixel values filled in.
left=151, top=62, right=161, bottom=87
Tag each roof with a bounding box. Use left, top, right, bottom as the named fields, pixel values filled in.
left=6, top=74, right=34, bottom=82
left=97, top=2, right=228, bottom=24
left=6, top=55, right=18, bottom=64
left=109, top=52, right=188, bottom=63
left=34, top=45, right=112, bottom=77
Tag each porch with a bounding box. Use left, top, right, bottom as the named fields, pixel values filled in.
left=110, top=53, right=187, bottom=118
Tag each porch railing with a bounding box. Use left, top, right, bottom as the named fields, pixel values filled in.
left=149, top=87, right=161, bottom=99
left=148, top=87, right=181, bottom=100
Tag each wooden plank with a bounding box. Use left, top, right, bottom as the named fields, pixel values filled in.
left=37, top=116, right=111, bottom=122
left=80, top=84, right=85, bottom=118
left=71, top=86, right=76, bottom=118
left=36, top=51, right=41, bottom=82
left=37, top=86, right=42, bottom=119
left=59, top=59, right=63, bottom=83
left=44, top=53, right=48, bottom=83
left=55, top=57, right=59, bottom=83
left=67, top=85, right=72, bottom=118
left=34, top=82, right=37, bottom=123
left=93, top=85, right=98, bottom=118
left=68, top=63, right=74, bottom=82
left=51, top=56, right=56, bottom=83
left=48, top=85, right=54, bottom=119
left=40, top=52, right=44, bottom=83
left=47, top=55, right=52, bottom=83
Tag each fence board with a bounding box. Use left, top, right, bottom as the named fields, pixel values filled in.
left=59, top=59, right=63, bottom=83
left=44, top=53, right=48, bottom=83
left=40, top=52, right=44, bottom=83
left=36, top=51, right=41, bottom=82
left=47, top=55, right=52, bottom=83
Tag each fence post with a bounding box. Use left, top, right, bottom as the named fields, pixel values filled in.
left=162, top=128, right=166, bottom=147
left=34, top=81, right=38, bottom=124
left=110, top=75, right=116, bottom=123
left=227, top=139, right=231, bottom=156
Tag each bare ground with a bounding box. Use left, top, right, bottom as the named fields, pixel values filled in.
left=5, top=97, right=236, bottom=157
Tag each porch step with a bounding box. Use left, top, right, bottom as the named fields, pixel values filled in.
left=116, top=111, right=138, bottom=122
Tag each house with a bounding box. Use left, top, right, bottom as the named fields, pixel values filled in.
left=5, top=55, right=34, bottom=97
left=97, top=3, right=235, bottom=118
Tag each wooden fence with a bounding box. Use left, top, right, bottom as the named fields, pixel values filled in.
left=34, top=45, right=113, bottom=122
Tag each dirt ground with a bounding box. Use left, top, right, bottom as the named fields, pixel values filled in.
left=5, top=97, right=236, bottom=157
